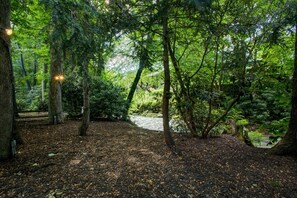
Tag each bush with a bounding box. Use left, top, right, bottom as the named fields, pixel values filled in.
left=62, top=75, right=83, bottom=115
left=129, top=89, right=162, bottom=115
left=16, top=88, right=44, bottom=111
left=90, top=77, right=128, bottom=120
left=264, top=117, right=289, bottom=135
left=62, top=75, right=128, bottom=120
left=248, top=130, right=266, bottom=146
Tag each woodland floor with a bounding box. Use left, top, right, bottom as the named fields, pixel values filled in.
left=0, top=116, right=297, bottom=198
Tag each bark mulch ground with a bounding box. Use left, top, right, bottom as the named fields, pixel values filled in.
left=0, top=119, right=297, bottom=197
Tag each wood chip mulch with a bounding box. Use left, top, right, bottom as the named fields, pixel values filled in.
left=0, top=119, right=297, bottom=197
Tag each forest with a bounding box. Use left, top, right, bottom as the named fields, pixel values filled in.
left=0, top=0, right=297, bottom=197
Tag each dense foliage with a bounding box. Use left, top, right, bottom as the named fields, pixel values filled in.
left=9, top=0, right=297, bottom=142
left=62, top=74, right=128, bottom=120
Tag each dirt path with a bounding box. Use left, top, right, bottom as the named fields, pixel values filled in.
left=0, top=120, right=296, bottom=197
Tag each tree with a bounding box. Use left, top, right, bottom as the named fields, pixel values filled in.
left=54, top=0, right=101, bottom=135
left=271, top=13, right=297, bottom=156
left=46, top=1, right=67, bottom=124
left=79, top=59, right=90, bottom=136
left=126, top=48, right=148, bottom=108
left=0, top=0, right=14, bottom=160
left=48, top=29, right=63, bottom=124
left=126, top=35, right=151, bottom=113
left=161, top=0, right=175, bottom=148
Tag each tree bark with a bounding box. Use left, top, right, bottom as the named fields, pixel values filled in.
left=79, top=60, right=90, bottom=136
left=0, top=0, right=14, bottom=160
left=162, top=0, right=175, bottom=148
left=271, top=19, right=297, bottom=156
left=48, top=38, right=63, bottom=124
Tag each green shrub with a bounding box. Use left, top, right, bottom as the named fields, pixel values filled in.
left=129, top=89, right=162, bottom=115
left=62, top=75, right=128, bottom=120
left=90, top=77, right=128, bottom=120
left=62, top=75, right=83, bottom=115
left=264, top=117, right=289, bottom=135
left=16, top=98, right=29, bottom=111
left=248, top=130, right=266, bottom=146
left=16, top=88, right=43, bottom=111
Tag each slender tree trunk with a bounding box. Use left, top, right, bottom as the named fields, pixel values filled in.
left=79, top=60, right=90, bottom=136
left=33, top=59, right=38, bottom=87
left=17, top=43, right=31, bottom=91
left=162, top=1, right=175, bottom=148
left=126, top=49, right=147, bottom=109
left=172, top=92, right=197, bottom=136
left=168, top=39, right=197, bottom=136
left=48, top=39, right=63, bottom=124
left=42, top=64, right=48, bottom=102
left=202, top=37, right=220, bottom=138
left=0, top=0, right=14, bottom=160
left=271, top=19, right=297, bottom=156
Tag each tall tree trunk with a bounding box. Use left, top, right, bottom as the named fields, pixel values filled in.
left=79, top=60, right=90, bottom=136
left=42, top=63, right=48, bottom=102
left=126, top=49, right=147, bottom=109
left=33, top=59, right=38, bottom=87
left=48, top=39, right=63, bottom=124
left=162, top=1, right=175, bottom=148
left=17, top=43, right=31, bottom=91
left=0, top=0, right=14, bottom=160
left=271, top=19, right=297, bottom=156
